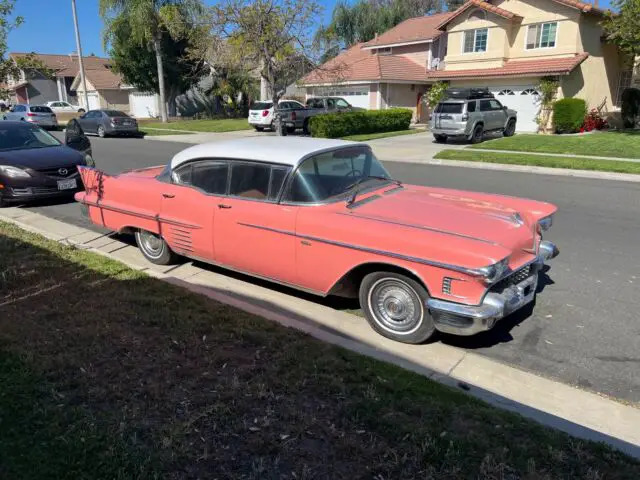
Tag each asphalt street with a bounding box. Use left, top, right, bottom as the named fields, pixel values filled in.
left=21, top=134, right=640, bottom=403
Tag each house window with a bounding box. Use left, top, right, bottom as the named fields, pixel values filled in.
left=615, top=70, right=633, bottom=107
left=377, top=47, right=392, bottom=55
left=526, top=22, right=557, bottom=49
left=468, top=9, right=486, bottom=21
left=498, top=89, right=515, bottom=96
left=463, top=28, right=488, bottom=53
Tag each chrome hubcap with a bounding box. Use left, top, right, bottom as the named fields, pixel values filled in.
left=369, top=278, right=422, bottom=335
left=140, top=231, right=163, bottom=258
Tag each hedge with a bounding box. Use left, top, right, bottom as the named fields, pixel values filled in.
left=553, top=98, right=587, bottom=134
left=309, top=108, right=412, bottom=138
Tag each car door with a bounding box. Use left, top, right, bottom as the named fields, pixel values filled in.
left=77, top=111, right=94, bottom=133
left=213, top=160, right=297, bottom=284
left=7, top=105, right=24, bottom=120
left=479, top=99, right=498, bottom=130
left=490, top=99, right=507, bottom=129
left=157, top=160, right=224, bottom=259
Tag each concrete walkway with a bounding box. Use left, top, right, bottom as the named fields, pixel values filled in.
left=1, top=206, right=639, bottom=459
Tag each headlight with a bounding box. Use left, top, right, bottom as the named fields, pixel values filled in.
left=538, top=215, right=553, bottom=232
left=478, top=257, right=510, bottom=284
left=0, top=165, right=30, bottom=178
left=84, top=154, right=95, bottom=167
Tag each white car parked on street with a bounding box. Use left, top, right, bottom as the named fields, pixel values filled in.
left=45, top=101, right=85, bottom=113
left=248, top=99, right=304, bottom=131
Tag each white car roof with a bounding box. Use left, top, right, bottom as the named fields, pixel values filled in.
left=170, top=137, right=364, bottom=169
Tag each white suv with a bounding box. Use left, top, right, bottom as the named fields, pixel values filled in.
left=248, top=99, right=304, bottom=131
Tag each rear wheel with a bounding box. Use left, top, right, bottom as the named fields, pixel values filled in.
left=78, top=108, right=86, bottom=113
left=135, top=230, right=179, bottom=265
left=254, top=126, right=264, bottom=132
left=434, top=134, right=447, bottom=144
left=359, top=271, right=436, bottom=344
left=503, top=119, right=516, bottom=137
left=286, top=126, right=296, bottom=134
left=471, top=124, right=484, bottom=144
left=97, top=125, right=106, bottom=138
left=302, top=119, right=310, bottom=136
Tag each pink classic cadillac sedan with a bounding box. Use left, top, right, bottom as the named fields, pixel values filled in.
left=76, top=137, right=558, bottom=344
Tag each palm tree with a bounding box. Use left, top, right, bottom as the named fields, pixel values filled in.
left=99, top=0, right=203, bottom=122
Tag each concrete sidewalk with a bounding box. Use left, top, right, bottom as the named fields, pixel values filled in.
left=1, top=206, right=639, bottom=459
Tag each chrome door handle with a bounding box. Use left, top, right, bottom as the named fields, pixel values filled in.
left=218, top=204, right=232, bottom=209
left=162, top=193, right=175, bottom=199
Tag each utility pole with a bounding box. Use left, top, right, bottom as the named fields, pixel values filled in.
left=71, top=0, right=89, bottom=111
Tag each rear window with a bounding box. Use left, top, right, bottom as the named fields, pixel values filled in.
left=250, top=102, right=273, bottom=110
left=435, top=103, right=464, bottom=114
left=104, top=110, right=129, bottom=117
left=30, top=106, right=53, bottom=113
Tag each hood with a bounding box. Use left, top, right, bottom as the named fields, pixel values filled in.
left=0, top=145, right=84, bottom=170
left=344, top=185, right=552, bottom=265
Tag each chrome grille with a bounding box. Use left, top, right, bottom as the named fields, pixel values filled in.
left=36, top=166, right=78, bottom=178
left=493, top=265, right=532, bottom=290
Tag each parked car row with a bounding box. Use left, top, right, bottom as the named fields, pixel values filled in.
left=249, top=96, right=363, bottom=135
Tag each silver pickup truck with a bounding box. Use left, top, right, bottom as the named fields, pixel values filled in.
left=278, top=97, right=364, bottom=135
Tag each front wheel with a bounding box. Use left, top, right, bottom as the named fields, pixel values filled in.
left=97, top=125, right=106, bottom=138
left=78, top=108, right=86, bottom=113
left=503, top=119, right=516, bottom=137
left=135, top=230, right=179, bottom=265
left=359, top=271, right=436, bottom=344
left=254, top=126, right=264, bottom=132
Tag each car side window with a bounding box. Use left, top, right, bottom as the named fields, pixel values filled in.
left=326, top=98, right=336, bottom=109
left=192, top=161, right=229, bottom=195
left=490, top=100, right=503, bottom=111
left=229, top=163, right=271, bottom=200
left=479, top=100, right=492, bottom=112
left=269, top=167, right=289, bottom=201
left=172, top=164, right=193, bottom=185
left=336, top=99, right=349, bottom=108
left=467, top=101, right=476, bottom=113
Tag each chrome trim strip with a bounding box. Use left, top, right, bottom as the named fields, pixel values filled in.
left=157, top=216, right=201, bottom=230
left=334, top=212, right=500, bottom=246
left=237, top=221, right=485, bottom=276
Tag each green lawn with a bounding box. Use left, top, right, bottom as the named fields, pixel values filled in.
left=435, top=149, right=640, bottom=174
left=471, top=131, right=640, bottom=159
left=140, top=128, right=194, bottom=136
left=140, top=118, right=252, bottom=133
left=341, top=129, right=423, bottom=141
left=1, top=222, right=639, bottom=479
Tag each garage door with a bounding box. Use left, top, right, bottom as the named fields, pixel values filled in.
left=492, top=86, right=541, bottom=133
left=129, top=92, right=158, bottom=118
left=79, top=92, right=100, bottom=111
left=309, top=86, right=370, bottom=109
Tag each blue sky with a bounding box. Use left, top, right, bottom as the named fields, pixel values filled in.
left=8, top=0, right=612, bottom=58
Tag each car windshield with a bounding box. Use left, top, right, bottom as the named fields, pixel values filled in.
left=286, top=146, right=392, bottom=203
left=30, top=106, right=53, bottom=113
left=435, top=103, right=464, bottom=114
left=250, top=102, right=272, bottom=110
left=104, top=110, right=128, bottom=117
left=0, top=124, right=61, bottom=151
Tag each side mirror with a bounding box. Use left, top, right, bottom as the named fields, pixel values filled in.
left=502, top=105, right=508, bottom=110
left=65, top=118, right=92, bottom=155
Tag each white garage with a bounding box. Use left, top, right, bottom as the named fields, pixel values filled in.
left=491, top=85, right=541, bottom=133
left=129, top=92, right=159, bottom=118
left=306, top=85, right=370, bottom=109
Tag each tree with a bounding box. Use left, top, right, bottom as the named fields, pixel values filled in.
left=602, top=0, right=640, bottom=68
left=99, top=0, right=206, bottom=122
left=108, top=15, right=207, bottom=117
left=210, top=0, right=322, bottom=117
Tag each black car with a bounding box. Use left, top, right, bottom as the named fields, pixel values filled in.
left=77, top=109, right=140, bottom=138
left=0, top=120, right=93, bottom=207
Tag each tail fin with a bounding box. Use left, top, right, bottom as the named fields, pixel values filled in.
left=78, top=166, right=110, bottom=198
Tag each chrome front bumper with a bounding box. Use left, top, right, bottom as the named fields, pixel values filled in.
left=427, top=240, right=559, bottom=336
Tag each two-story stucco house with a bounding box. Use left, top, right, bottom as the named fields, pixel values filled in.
left=301, top=0, right=633, bottom=132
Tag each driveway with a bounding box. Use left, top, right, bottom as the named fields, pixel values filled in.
left=16, top=135, right=640, bottom=403
left=363, top=131, right=466, bottom=161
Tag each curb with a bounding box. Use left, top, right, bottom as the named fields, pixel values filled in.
left=2, top=208, right=639, bottom=459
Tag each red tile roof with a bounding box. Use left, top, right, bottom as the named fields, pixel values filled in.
left=437, top=0, right=522, bottom=30
left=426, top=53, right=589, bottom=79
left=9, top=52, right=112, bottom=78
left=301, top=43, right=429, bottom=84
left=553, top=0, right=605, bottom=14
left=363, top=12, right=454, bottom=48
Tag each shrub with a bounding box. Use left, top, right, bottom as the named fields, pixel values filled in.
left=621, top=87, right=640, bottom=129
left=309, top=108, right=412, bottom=138
left=581, top=108, right=608, bottom=132
left=553, top=98, right=587, bottom=134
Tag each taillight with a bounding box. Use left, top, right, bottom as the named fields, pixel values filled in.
left=291, top=111, right=297, bottom=121
left=262, top=110, right=269, bottom=117
left=462, top=113, right=469, bottom=121
left=26, top=113, right=36, bottom=117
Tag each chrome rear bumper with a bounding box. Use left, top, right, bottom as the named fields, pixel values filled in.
left=427, top=240, right=559, bottom=336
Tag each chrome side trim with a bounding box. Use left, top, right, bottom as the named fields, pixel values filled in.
left=334, top=212, right=500, bottom=246
left=81, top=199, right=202, bottom=230
left=237, top=221, right=486, bottom=276
left=182, top=253, right=327, bottom=297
